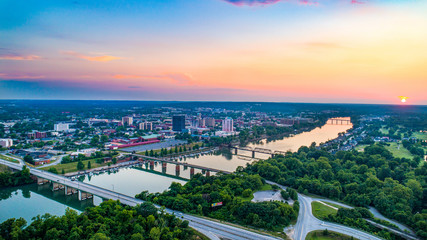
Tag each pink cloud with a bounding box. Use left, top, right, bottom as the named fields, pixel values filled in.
left=113, top=73, right=194, bottom=85
left=61, top=51, right=121, bottom=62
left=0, top=55, right=41, bottom=60
left=0, top=73, right=45, bottom=79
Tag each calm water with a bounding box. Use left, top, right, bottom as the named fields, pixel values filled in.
left=0, top=183, right=89, bottom=224
left=0, top=118, right=351, bottom=223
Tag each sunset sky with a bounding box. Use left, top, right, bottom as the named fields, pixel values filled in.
left=1, top=0, right=426, bottom=104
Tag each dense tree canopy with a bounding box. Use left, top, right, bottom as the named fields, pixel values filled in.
left=243, top=144, right=427, bottom=238
left=0, top=201, right=201, bottom=240
left=136, top=173, right=297, bottom=231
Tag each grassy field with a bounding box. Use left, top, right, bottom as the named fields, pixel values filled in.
left=379, top=127, right=389, bottom=135
left=412, top=132, right=427, bottom=140
left=321, top=201, right=347, bottom=209
left=0, top=164, right=9, bottom=173
left=311, top=201, right=337, bottom=220
left=0, top=154, right=19, bottom=163
left=41, top=159, right=110, bottom=174
left=306, top=230, right=357, bottom=240
left=384, top=142, right=414, bottom=159
left=355, top=144, right=368, bottom=152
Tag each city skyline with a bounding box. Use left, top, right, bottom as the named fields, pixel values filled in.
left=1, top=0, right=426, bottom=104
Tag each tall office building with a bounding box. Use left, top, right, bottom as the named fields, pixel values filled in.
left=139, top=122, right=152, bottom=131
left=122, top=116, right=133, bottom=126
left=222, top=117, right=234, bottom=132
left=172, top=115, right=185, bottom=132
left=0, top=139, right=13, bottom=148
left=204, top=117, right=215, bottom=127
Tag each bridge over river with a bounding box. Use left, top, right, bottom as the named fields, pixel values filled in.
left=0, top=159, right=279, bottom=240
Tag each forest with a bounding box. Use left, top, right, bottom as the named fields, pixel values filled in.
left=136, top=173, right=298, bottom=231
left=0, top=166, right=33, bottom=188
left=0, top=200, right=203, bottom=240
left=243, top=144, right=427, bottom=238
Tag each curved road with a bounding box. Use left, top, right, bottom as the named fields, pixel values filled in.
left=265, top=181, right=383, bottom=240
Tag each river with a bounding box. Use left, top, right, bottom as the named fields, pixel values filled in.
left=0, top=118, right=352, bottom=223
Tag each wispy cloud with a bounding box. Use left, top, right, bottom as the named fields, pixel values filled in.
left=61, top=51, right=121, bottom=62
left=222, top=0, right=280, bottom=6
left=0, top=73, right=45, bottom=79
left=305, top=42, right=345, bottom=49
left=222, top=0, right=367, bottom=6
left=113, top=73, right=194, bottom=85
left=0, top=55, right=41, bottom=61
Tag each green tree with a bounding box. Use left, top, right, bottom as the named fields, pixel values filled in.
left=77, top=161, right=84, bottom=170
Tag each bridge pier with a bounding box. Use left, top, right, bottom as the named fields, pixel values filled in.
left=78, top=191, right=93, bottom=201
left=234, top=148, right=238, bottom=155
left=37, top=177, right=50, bottom=185
left=175, top=165, right=180, bottom=176
left=206, top=170, right=210, bottom=177
left=150, top=161, right=154, bottom=170
left=65, top=186, right=78, bottom=195
left=190, top=167, right=195, bottom=178
left=252, top=151, right=255, bottom=158
left=51, top=182, right=65, bottom=191
left=271, top=154, right=275, bottom=158
left=162, top=162, right=167, bottom=173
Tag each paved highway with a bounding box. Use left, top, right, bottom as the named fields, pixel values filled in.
left=1, top=160, right=280, bottom=240
left=266, top=181, right=383, bottom=240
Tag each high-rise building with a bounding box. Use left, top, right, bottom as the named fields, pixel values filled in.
left=172, top=115, right=185, bottom=132
left=54, top=123, right=69, bottom=132
left=139, top=122, right=153, bottom=131
left=222, top=117, right=234, bottom=132
left=122, top=116, right=133, bottom=126
left=0, top=139, right=13, bottom=148
left=204, top=117, right=215, bottom=127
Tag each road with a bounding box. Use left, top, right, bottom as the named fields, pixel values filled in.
left=0, top=160, right=280, bottom=240
left=266, top=181, right=383, bottom=240
left=0, top=153, right=24, bottom=165
left=37, top=154, right=67, bottom=168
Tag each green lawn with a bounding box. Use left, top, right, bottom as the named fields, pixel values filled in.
left=0, top=154, right=19, bottom=163
left=311, top=201, right=337, bottom=220
left=412, top=132, right=427, bottom=140
left=321, top=201, right=347, bottom=209
left=355, top=144, right=368, bottom=152
left=306, top=230, right=357, bottom=240
left=384, top=142, right=414, bottom=159
left=379, top=127, right=389, bottom=135
left=41, top=159, right=110, bottom=174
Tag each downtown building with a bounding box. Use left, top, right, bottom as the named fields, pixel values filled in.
left=54, top=123, right=69, bottom=132
left=222, top=117, right=234, bottom=132
left=122, top=116, right=134, bottom=126
left=0, top=139, right=13, bottom=148
left=172, top=115, right=186, bottom=132
left=139, top=122, right=153, bottom=131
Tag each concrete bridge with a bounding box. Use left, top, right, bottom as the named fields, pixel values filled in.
left=0, top=160, right=280, bottom=240
left=130, top=154, right=232, bottom=176
left=327, top=118, right=352, bottom=125
left=230, top=146, right=289, bottom=158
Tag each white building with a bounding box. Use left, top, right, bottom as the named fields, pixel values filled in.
left=0, top=139, right=13, bottom=148
left=122, top=116, right=133, bottom=126
left=222, top=117, right=234, bottom=132
left=54, top=123, right=69, bottom=132
left=139, top=122, right=152, bottom=131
